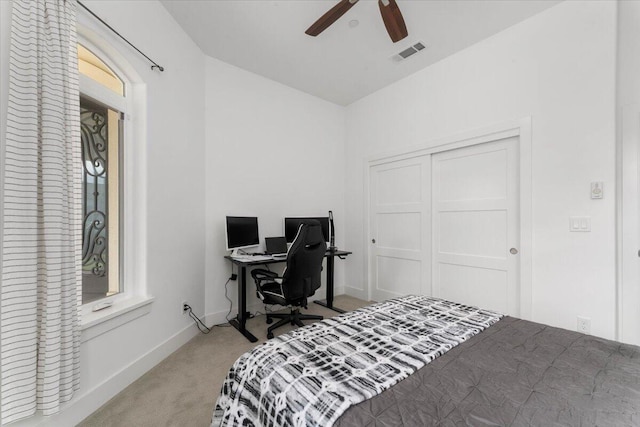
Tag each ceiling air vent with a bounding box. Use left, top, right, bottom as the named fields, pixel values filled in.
left=393, top=41, right=427, bottom=62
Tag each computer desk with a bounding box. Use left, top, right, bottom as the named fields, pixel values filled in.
left=224, top=249, right=352, bottom=343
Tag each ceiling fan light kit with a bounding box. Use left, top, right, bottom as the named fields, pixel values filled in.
left=305, top=0, right=408, bottom=43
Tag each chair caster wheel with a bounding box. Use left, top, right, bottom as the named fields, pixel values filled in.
left=267, top=332, right=274, bottom=339
left=266, top=317, right=273, bottom=324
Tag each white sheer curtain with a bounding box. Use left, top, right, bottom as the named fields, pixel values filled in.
left=1, top=0, right=82, bottom=423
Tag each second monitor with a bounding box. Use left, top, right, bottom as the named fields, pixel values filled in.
left=284, top=217, right=330, bottom=244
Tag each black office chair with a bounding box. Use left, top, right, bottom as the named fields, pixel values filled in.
left=251, top=220, right=326, bottom=339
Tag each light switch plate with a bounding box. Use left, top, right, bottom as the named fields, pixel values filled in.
left=570, top=216, right=591, bottom=232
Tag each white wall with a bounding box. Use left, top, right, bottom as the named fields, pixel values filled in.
left=344, top=0, right=618, bottom=339
left=617, top=1, right=640, bottom=109
left=1, top=1, right=206, bottom=424
left=203, top=57, right=346, bottom=321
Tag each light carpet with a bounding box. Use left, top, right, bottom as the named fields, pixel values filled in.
left=78, top=295, right=369, bottom=427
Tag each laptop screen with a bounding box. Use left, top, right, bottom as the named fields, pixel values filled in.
left=265, top=236, right=288, bottom=255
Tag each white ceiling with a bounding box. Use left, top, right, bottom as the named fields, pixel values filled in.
left=161, top=0, right=561, bottom=106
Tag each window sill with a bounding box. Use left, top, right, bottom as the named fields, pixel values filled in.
left=81, top=295, right=155, bottom=343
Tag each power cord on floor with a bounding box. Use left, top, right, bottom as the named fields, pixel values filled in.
left=184, top=270, right=242, bottom=332
left=184, top=304, right=212, bottom=334
left=209, top=269, right=274, bottom=327
left=214, top=277, right=234, bottom=327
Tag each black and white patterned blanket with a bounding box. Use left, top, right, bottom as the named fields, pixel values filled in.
left=211, top=295, right=503, bottom=427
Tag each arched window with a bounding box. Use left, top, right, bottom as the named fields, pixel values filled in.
left=79, top=44, right=124, bottom=96
left=78, top=43, right=126, bottom=304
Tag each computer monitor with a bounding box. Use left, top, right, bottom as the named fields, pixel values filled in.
left=284, top=217, right=330, bottom=243
left=225, top=216, right=259, bottom=255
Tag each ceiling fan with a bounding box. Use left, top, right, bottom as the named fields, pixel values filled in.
left=305, top=0, right=408, bottom=43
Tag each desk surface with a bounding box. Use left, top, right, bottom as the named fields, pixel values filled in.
left=225, top=250, right=352, bottom=266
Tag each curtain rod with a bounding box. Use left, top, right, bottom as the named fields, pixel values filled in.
left=77, top=1, right=165, bottom=72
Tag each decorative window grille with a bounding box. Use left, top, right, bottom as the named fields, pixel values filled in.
left=78, top=44, right=124, bottom=304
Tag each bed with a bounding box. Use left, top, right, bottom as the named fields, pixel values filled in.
left=212, top=295, right=640, bottom=426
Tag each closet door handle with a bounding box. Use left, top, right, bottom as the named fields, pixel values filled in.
left=372, top=239, right=376, bottom=244
left=510, top=248, right=518, bottom=255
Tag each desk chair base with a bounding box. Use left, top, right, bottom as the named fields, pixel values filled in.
left=266, top=308, right=323, bottom=339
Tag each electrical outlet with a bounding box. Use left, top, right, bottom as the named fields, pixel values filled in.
left=577, top=316, right=591, bottom=334
left=182, top=300, right=188, bottom=314
left=230, top=273, right=237, bottom=281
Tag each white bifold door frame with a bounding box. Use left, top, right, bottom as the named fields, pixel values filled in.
left=364, top=118, right=533, bottom=319
left=618, top=104, right=640, bottom=345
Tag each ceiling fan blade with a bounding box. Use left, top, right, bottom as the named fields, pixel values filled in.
left=305, top=0, right=359, bottom=37
left=378, top=0, right=408, bottom=43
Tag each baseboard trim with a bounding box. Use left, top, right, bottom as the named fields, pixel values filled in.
left=17, top=323, right=200, bottom=427
left=344, top=286, right=368, bottom=301
left=205, top=302, right=264, bottom=327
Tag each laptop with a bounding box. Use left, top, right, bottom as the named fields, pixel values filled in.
left=265, top=236, right=288, bottom=257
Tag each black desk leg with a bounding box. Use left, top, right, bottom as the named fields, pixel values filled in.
left=229, top=265, right=258, bottom=342
left=314, top=254, right=346, bottom=314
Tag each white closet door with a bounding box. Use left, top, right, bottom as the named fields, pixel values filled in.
left=369, top=157, right=430, bottom=302
left=432, top=137, right=520, bottom=315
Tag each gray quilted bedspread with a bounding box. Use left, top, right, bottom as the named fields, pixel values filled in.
left=335, top=316, right=640, bottom=426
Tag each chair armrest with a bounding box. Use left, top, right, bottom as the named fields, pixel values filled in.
left=251, top=269, right=278, bottom=280
left=251, top=269, right=282, bottom=287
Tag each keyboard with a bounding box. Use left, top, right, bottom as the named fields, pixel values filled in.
left=270, top=254, right=287, bottom=258
left=231, top=255, right=273, bottom=262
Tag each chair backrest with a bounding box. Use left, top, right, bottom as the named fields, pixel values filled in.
left=281, top=220, right=327, bottom=306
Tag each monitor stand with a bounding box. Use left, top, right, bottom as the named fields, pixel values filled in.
left=230, top=249, right=241, bottom=258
